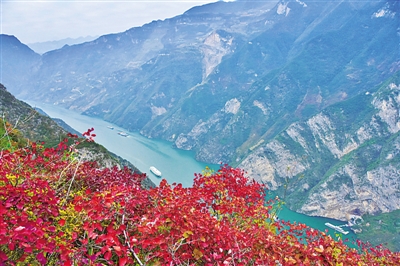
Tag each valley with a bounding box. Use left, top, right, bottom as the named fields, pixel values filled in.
left=1, top=0, right=399, bottom=251
left=26, top=100, right=218, bottom=187
left=22, top=100, right=361, bottom=247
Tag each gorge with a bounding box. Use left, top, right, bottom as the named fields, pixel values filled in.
left=1, top=0, right=399, bottom=250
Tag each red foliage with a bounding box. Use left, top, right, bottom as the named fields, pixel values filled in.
left=0, top=130, right=399, bottom=265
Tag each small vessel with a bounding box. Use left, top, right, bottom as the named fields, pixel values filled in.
left=107, top=126, right=114, bottom=130
left=118, top=131, right=128, bottom=137
left=325, top=222, right=349, bottom=235
left=149, top=166, right=162, bottom=177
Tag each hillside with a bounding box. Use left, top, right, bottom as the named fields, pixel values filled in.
left=0, top=83, right=66, bottom=146
left=239, top=73, right=400, bottom=251
left=1, top=0, right=398, bottom=248
left=0, top=83, right=154, bottom=188
left=2, top=0, right=397, bottom=166
left=241, top=73, right=400, bottom=219
left=1, top=148, right=399, bottom=264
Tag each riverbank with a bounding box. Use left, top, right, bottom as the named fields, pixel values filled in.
left=266, top=192, right=358, bottom=249
left=26, top=101, right=219, bottom=187
left=27, top=100, right=360, bottom=248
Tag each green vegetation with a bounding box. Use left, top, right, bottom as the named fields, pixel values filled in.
left=357, top=210, right=400, bottom=252
left=0, top=118, right=27, bottom=150
left=0, top=83, right=151, bottom=187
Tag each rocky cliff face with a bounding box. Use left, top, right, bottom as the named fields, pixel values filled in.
left=240, top=77, right=400, bottom=221
left=1, top=0, right=399, bottom=223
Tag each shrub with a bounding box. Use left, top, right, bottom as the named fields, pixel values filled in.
left=0, top=130, right=399, bottom=265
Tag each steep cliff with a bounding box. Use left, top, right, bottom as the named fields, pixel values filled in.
left=2, top=1, right=398, bottom=167
left=240, top=73, right=400, bottom=222
left=1, top=0, right=399, bottom=241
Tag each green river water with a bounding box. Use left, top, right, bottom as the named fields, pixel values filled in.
left=27, top=101, right=358, bottom=246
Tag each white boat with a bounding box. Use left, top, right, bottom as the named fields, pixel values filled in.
left=107, top=126, right=114, bottom=130
left=118, top=131, right=128, bottom=137
left=149, top=166, right=162, bottom=177
left=325, top=222, right=349, bottom=235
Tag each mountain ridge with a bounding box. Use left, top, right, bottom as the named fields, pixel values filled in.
left=1, top=0, right=399, bottom=247
left=27, top=35, right=98, bottom=54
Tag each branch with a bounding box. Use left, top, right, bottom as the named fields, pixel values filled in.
left=121, top=212, right=144, bottom=266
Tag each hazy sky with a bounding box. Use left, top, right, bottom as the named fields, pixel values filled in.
left=1, top=0, right=217, bottom=44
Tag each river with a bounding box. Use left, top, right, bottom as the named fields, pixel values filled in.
left=27, top=101, right=218, bottom=187
left=27, top=100, right=358, bottom=246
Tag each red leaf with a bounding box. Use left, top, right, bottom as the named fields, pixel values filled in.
left=0, top=250, right=8, bottom=261
left=59, top=219, right=66, bottom=226
left=36, top=252, right=47, bottom=265
left=119, top=257, right=128, bottom=266
left=62, top=260, right=72, bottom=266
left=48, top=226, right=56, bottom=232
left=104, top=251, right=112, bottom=261
left=8, top=242, right=15, bottom=251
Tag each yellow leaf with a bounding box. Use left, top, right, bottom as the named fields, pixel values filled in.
left=315, top=245, right=324, bottom=253
left=284, top=257, right=297, bottom=264
left=193, top=248, right=203, bottom=260
left=183, top=230, right=193, bottom=239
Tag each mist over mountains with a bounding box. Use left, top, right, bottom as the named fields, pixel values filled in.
left=27, top=36, right=99, bottom=54
left=1, top=0, right=399, bottom=238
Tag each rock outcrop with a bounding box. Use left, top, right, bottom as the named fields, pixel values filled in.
left=240, top=79, right=400, bottom=221
left=1, top=0, right=399, bottom=223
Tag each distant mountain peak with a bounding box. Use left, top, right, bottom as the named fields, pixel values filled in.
left=2, top=1, right=399, bottom=250
left=27, top=35, right=99, bottom=54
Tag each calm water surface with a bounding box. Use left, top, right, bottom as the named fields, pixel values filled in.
left=27, top=101, right=358, bottom=244
left=27, top=101, right=218, bottom=187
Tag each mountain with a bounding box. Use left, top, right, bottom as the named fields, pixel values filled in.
left=0, top=83, right=66, bottom=145
left=27, top=36, right=98, bottom=54
left=0, top=83, right=154, bottom=188
left=240, top=72, right=400, bottom=218
left=1, top=0, right=399, bottom=239
left=0, top=35, right=41, bottom=96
